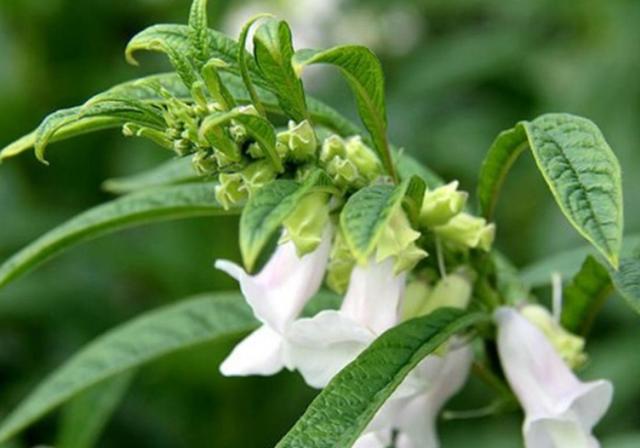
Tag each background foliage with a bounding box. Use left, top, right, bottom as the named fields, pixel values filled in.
left=0, top=0, right=638, bottom=446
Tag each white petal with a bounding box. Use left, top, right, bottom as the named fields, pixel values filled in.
left=495, top=307, right=613, bottom=448
left=215, top=225, right=332, bottom=333
left=220, top=325, right=285, bottom=376
left=352, top=430, right=392, bottom=448
left=341, top=257, right=406, bottom=334
left=284, top=310, right=375, bottom=388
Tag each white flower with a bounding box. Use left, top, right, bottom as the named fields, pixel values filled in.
left=285, top=257, right=405, bottom=388
left=357, top=343, right=473, bottom=448
left=495, top=307, right=613, bottom=448
left=215, top=226, right=332, bottom=376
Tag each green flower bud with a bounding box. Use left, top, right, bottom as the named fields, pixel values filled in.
left=192, top=150, right=218, bottom=175
left=122, top=123, right=173, bottom=150
left=240, top=160, right=277, bottom=196
left=320, top=135, right=382, bottom=190
left=401, top=280, right=432, bottom=321
left=277, top=120, right=317, bottom=162
left=326, top=229, right=356, bottom=294
left=375, top=208, right=427, bottom=274
left=326, top=157, right=360, bottom=188
left=215, top=172, right=247, bottom=210
left=319, top=135, right=346, bottom=162
left=281, top=191, right=331, bottom=256
left=344, top=136, right=382, bottom=181
left=434, top=212, right=495, bottom=251
left=420, top=181, right=468, bottom=227
left=521, top=304, right=587, bottom=368
left=419, top=270, right=474, bottom=317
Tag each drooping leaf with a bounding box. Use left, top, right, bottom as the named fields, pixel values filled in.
left=253, top=19, right=308, bottom=121
left=56, top=372, right=134, bottom=448
left=0, top=293, right=256, bottom=443
left=188, top=0, right=211, bottom=65
left=0, top=183, right=234, bottom=290
left=239, top=170, right=333, bottom=271
left=102, top=157, right=200, bottom=194
left=610, top=254, right=640, bottom=315
left=477, top=124, right=528, bottom=219
left=561, top=256, right=613, bottom=335
left=276, top=308, right=486, bottom=448
left=476, top=113, right=623, bottom=268
left=293, top=46, right=394, bottom=179
left=340, top=177, right=424, bottom=263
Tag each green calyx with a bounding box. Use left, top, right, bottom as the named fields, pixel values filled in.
left=215, top=160, right=276, bottom=210
left=402, top=270, right=474, bottom=321
left=281, top=191, right=331, bottom=256
left=326, top=228, right=356, bottom=294
left=419, top=181, right=468, bottom=227
left=375, top=208, right=427, bottom=274
left=277, top=120, right=318, bottom=163
left=434, top=212, right=495, bottom=251
left=320, top=135, right=382, bottom=190
left=520, top=304, right=587, bottom=369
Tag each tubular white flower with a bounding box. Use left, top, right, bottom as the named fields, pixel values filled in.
left=495, top=307, right=613, bottom=448
left=285, top=257, right=405, bottom=388
left=215, top=225, right=332, bottom=376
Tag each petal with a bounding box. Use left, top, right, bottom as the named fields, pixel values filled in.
left=352, top=430, right=392, bottom=448
left=220, top=325, right=285, bottom=376
left=215, top=225, right=332, bottom=333
left=495, top=307, right=613, bottom=447
left=285, top=310, right=375, bottom=388
left=341, top=257, right=406, bottom=334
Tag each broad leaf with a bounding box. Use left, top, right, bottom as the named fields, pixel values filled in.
left=477, top=113, right=623, bottom=268
left=253, top=19, right=308, bottom=121
left=561, top=256, right=613, bottom=335
left=610, top=255, right=640, bottom=315
left=276, top=308, right=485, bottom=448
left=56, top=372, right=134, bottom=448
left=239, top=170, right=333, bottom=271
left=102, top=157, right=200, bottom=194
left=0, top=183, right=233, bottom=289
left=0, top=293, right=256, bottom=443
left=293, top=46, right=394, bottom=179
left=340, top=177, right=424, bottom=263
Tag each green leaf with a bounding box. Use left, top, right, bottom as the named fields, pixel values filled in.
left=0, top=293, right=257, bottom=443
left=188, top=0, right=211, bottom=65
left=477, top=124, right=528, bottom=219
left=253, top=19, right=308, bottom=121
left=477, top=113, right=623, bottom=268
left=395, top=150, right=443, bottom=188
left=340, top=178, right=421, bottom=263
left=237, top=14, right=273, bottom=116
left=200, top=109, right=282, bottom=171
left=561, top=256, right=613, bottom=335
left=610, top=254, right=640, bottom=315
left=276, top=308, right=486, bottom=448
left=56, top=372, right=134, bottom=448
left=0, top=183, right=234, bottom=290
left=102, top=157, right=200, bottom=194
left=239, top=170, right=333, bottom=271
left=293, top=46, right=394, bottom=180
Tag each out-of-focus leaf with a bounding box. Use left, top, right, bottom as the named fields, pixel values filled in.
left=56, top=372, right=134, bottom=448
left=477, top=113, right=623, bottom=268
left=610, top=255, right=640, bottom=315
left=561, top=256, right=613, bottom=335
left=239, top=170, right=333, bottom=272
left=276, top=308, right=486, bottom=448
left=102, top=157, right=200, bottom=194
left=253, top=19, right=308, bottom=121
left=0, top=183, right=233, bottom=289
left=294, top=46, right=394, bottom=179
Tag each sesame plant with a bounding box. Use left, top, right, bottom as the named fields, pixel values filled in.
left=0, top=1, right=638, bottom=447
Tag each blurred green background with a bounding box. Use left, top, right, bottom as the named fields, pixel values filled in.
left=0, top=0, right=638, bottom=446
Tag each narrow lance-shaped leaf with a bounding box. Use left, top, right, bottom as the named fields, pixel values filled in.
left=239, top=170, right=334, bottom=271
left=253, top=19, right=308, bottom=121
left=0, top=183, right=235, bottom=290
left=0, top=293, right=257, bottom=443
left=561, top=256, right=613, bottom=336
left=340, top=176, right=425, bottom=263
left=237, top=14, right=274, bottom=116
left=293, top=46, right=396, bottom=180
left=477, top=113, right=623, bottom=268
left=188, top=0, right=211, bottom=65
left=276, top=308, right=486, bottom=448
left=102, top=157, right=200, bottom=195
left=56, top=372, right=134, bottom=448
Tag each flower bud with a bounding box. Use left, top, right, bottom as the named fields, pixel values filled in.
left=281, top=191, right=331, bottom=256
left=434, top=213, right=495, bottom=251
left=344, top=136, right=381, bottom=181
left=192, top=150, right=218, bottom=175
left=326, top=230, right=356, bottom=294
left=215, top=172, right=247, bottom=210
left=375, top=208, right=427, bottom=274
left=520, top=304, right=587, bottom=368
left=240, top=160, right=277, bottom=196
left=320, top=135, right=382, bottom=190
left=419, top=181, right=468, bottom=227
left=277, top=120, right=317, bottom=162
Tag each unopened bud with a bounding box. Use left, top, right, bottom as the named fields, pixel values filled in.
left=420, top=181, right=468, bottom=227
left=281, top=191, right=331, bottom=255
left=215, top=172, right=247, bottom=210
left=435, top=213, right=495, bottom=251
